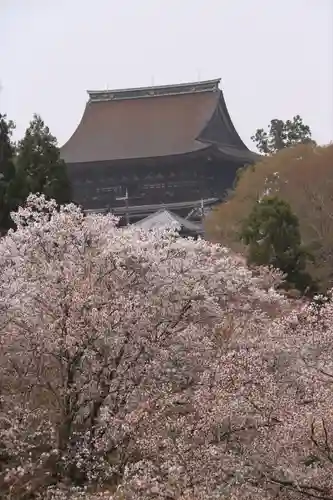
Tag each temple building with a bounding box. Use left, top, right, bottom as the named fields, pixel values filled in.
left=61, top=79, right=258, bottom=222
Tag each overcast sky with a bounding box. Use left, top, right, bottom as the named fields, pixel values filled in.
left=1, top=0, right=332, bottom=149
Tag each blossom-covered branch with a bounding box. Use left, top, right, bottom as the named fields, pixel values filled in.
left=0, top=195, right=332, bottom=499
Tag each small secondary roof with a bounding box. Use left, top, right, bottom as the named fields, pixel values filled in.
left=134, top=209, right=202, bottom=233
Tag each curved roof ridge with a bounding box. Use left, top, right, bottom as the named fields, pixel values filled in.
left=88, top=79, right=221, bottom=102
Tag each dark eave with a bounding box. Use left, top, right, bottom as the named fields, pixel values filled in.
left=85, top=197, right=220, bottom=219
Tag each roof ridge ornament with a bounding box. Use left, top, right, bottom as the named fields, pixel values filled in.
left=87, top=79, right=221, bottom=102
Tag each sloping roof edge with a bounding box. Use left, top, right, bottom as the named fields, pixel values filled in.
left=197, top=90, right=258, bottom=163
left=134, top=209, right=203, bottom=233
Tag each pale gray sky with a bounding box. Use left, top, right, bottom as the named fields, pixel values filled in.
left=1, top=0, right=332, bottom=149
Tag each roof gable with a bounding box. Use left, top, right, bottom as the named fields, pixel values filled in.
left=134, top=209, right=202, bottom=233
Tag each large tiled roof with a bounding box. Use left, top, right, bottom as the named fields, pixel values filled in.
left=61, top=79, right=257, bottom=164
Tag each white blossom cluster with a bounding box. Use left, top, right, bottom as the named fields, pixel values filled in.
left=0, top=194, right=332, bottom=499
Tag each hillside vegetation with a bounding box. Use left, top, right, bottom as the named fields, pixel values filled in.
left=206, top=143, right=333, bottom=291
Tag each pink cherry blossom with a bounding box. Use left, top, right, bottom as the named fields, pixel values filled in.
left=0, top=194, right=332, bottom=499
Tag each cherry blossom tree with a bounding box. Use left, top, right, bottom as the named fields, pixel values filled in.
left=0, top=195, right=332, bottom=499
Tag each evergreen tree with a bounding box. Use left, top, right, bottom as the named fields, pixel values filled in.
left=0, top=113, right=17, bottom=233
left=251, top=115, right=316, bottom=155
left=16, top=114, right=71, bottom=204
left=240, top=196, right=316, bottom=294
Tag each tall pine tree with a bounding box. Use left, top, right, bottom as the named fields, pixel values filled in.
left=251, top=115, right=316, bottom=155
left=16, top=114, right=71, bottom=205
left=0, top=113, right=17, bottom=233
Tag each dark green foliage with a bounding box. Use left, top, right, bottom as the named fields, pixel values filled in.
left=0, top=114, right=17, bottom=233
left=16, top=114, right=71, bottom=205
left=251, top=115, right=316, bottom=155
left=240, top=196, right=316, bottom=294
left=0, top=114, right=71, bottom=236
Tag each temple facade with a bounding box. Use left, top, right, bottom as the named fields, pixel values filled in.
left=60, top=79, right=258, bottom=222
